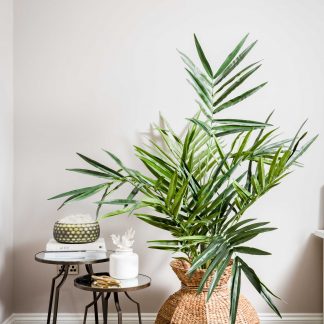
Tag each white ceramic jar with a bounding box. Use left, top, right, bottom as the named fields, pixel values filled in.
left=109, top=248, right=139, bottom=279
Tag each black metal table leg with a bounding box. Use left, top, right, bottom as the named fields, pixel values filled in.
left=114, top=292, right=122, bottom=324
left=47, top=266, right=65, bottom=324
left=35, top=251, right=110, bottom=324
left=102, top=292, right=111, bottom=324
left=125, top=292, right=142, bottom=324
left=85, top=264, right=99, bottom=324
left=83, top=292, right=103, bottom=324
left=52, top=265, right=69, bottom=324
left=92, top=292, right=99, bottom=324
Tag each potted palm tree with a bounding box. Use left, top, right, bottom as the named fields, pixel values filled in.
left=50, top=34, right=316, bottom=323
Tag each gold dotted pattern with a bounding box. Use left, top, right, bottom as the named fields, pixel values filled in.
left=53, top=222, right=100, bottom=244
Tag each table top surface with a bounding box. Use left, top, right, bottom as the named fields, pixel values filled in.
left=314, top=230, right=324, bottom=239
left=74, top=272, right=151, bottom=292
left=35, top=251, right=109, bottom=265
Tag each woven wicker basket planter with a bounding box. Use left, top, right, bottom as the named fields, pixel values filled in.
left=53, top=221, right=100, bottom=244
left=155, top=260, right=259, bottom=324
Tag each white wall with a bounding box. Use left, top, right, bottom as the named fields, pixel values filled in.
left=13, top=0, right=324, bottom=314
left=0, top=0, right=13, bottom=321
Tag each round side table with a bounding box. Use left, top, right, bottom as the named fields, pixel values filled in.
left=35, top=251, right=109, bottom=324
left=74, top=272, right=151, bottom=324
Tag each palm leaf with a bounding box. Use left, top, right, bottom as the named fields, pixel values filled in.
left=194, top=34, right=213, bottom=78
left=214, top=34, right=249, bottom=79
left=215, top=40, right=258, bottom=85
left=213, top=82, right=267, bottom=114
left=213, top=64, right=262, bottom=107
left=77, top=153, right=122, bottom=178
left=230, top=257, right=241, bottom=324
left=239, top=257, right=281, bottom=317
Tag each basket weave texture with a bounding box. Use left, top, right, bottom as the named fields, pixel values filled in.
left=155, top=260, right=259, bottom=324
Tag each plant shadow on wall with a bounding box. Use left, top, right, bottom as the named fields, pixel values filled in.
left=49, top=34, right=317, bottom=323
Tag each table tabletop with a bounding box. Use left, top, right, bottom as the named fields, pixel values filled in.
left=35, top=251, right=109, bottom=265
left=74, top=272, right=151, bottom=292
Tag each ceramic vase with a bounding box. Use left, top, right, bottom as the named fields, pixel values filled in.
left=110, top=249, right=139, bottom=279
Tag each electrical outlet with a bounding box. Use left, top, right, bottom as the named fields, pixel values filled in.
left=57, top=264, right=79, bottom=275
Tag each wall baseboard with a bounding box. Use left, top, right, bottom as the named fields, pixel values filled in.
left=259, top=313, right=322, bottom=324
left=2, top=315, right=14, bottom=324
left=4, top=313, right=322, bottom=324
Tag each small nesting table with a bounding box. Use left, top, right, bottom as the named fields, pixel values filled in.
left=35, top=251, right=109, bottom=324
left=74, top=272, right=151, bottom=324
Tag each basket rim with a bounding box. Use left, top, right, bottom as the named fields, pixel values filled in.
left=170, top=258, right=233, bottom=273
left=54, top=221, right=99, bottom=225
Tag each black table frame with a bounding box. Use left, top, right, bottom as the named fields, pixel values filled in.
left=35, top=252, right=109, bottom=324
left=82, top=291, right=142, bottom=324
left=74, top=272, right=151, bottom=324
